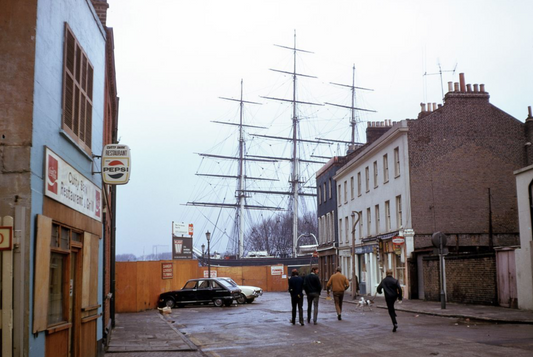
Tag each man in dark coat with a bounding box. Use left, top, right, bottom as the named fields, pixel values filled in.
left=288, top=269, right=304, bottom=325
left=377, top=269, right=403, bottom=332
left=303, top=266, right=322, bottom=325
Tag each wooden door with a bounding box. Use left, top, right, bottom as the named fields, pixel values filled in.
left=496, top=250, right=518, bottom=308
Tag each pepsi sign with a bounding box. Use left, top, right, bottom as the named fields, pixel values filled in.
left=102, top=144, right=131, bottom=185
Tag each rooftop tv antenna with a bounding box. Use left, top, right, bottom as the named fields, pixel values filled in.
left=423, top=61, right=458, bottom=100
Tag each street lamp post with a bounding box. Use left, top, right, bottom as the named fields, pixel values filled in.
left=201, top=244, right=205, bottom=267
left=351, top=211, right=361, bottom=300
left=205, top=231, right=211, bottom=278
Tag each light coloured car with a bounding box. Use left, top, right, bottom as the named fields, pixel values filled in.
left=219, top=277, right=263, bottom=304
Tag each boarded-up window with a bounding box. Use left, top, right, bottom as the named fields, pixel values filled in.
left=82, top=232, right=100, bottom=317
left=62, top=23, right=94, bottom=154
left=33, top=215, right=52, bottom=333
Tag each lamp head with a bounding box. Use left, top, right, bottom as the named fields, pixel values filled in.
left=205, top=230, right=211, bottom=242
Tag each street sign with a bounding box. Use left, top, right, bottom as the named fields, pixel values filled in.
left=0, top=226, right=13, bottom=250
left=392, top=236, right=405, bottom=245
left=102, top=144, right=131, bottom=185
left=431, top=232, right=448, bottom=248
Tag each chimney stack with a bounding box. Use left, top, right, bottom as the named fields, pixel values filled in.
left=91, top=0, right=109, bottom=27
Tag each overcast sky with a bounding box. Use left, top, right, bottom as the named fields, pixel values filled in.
left=106, top=0, right=533, bottom=257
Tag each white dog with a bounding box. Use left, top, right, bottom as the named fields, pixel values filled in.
left=355, top=296, right=374, bottom=311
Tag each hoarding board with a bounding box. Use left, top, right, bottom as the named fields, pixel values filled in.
left=172, top=236, right=193, bottom=260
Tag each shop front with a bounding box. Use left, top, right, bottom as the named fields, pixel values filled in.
left=33, top=148, right=103, bottom=357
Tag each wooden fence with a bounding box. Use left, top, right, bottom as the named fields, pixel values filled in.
left=115, top=260, right=289, bottom=312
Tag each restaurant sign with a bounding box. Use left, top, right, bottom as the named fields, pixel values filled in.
left=45, top=148, right=102, bottom=222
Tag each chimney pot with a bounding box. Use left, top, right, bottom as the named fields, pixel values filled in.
left=466, top=84, right=472, bottom=92
left=448, top=81, right=453, bottom=93
left=421, top=103, right=426, bottom=112
left=528, top=106, right=532, bottom=118
left=454, top=82, right=459, bottom=92
left=433, top=103, right=437, bottom=111
left=480, top=84, right=485, bottom=92
left=459, top=73, right=466, bottom=92
left=474, top=84, right=479, bottom=92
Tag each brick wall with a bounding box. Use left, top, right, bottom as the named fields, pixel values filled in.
left=424, top=253, right=497, bottom=305
left=408, top=85, right=525, bottom=239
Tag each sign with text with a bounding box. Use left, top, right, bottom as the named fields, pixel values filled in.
left=271, top=265, right=284, bottom=276
left=102, top=144, right=131, bottom=185
left=172, top=222, right=188, bottom=236
left=0, top=226, right=13, bottom=251
left=172, top=236, right=193, bottom=260
left=203, top=270, right=217, bottom=278
left=161, top=263, right=173, bottom=279
left=45, top=148, right=102, bottom=222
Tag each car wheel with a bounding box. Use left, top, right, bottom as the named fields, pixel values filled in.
left=224, top=300, right=232, bottom=307
left=213, top=298, right=224, bottom=307
left=164, top=298, right=175, bottom=308
left=236, top=293, right=246, bottom=304
left=246, top=298, right=255, bottom=304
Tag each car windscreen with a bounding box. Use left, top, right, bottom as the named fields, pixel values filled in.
left=217, top=279, right=234, bottom=289
left=221, top=278, right=238, bottom=287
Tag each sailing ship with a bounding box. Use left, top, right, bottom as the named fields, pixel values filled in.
left=187, top=32, right=374, bottom=260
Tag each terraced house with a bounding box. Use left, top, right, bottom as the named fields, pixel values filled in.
left=322, top=73, right=531, bottom=306
left=1, top=0, right=119, bottom=356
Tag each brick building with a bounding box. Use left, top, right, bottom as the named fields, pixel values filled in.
left=0, top=0, right=119, bottom=355
left=326, top=73, right=529, bottom=306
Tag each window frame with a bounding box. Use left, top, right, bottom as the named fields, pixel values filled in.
left=365, top=166, right=370, bottom=192
left=385, top=200, right=391, bottom=231
left=375, top=204, right=380, bottom=234
left=396, top=195, right=403, bottom=228
left=357, top=172, right=361, bottom=196
left=61, top=23, right=94, bottom=155
left=366, top=207, right=371, bottom=237
left=383, top=154, right=389, bottom=183
left=394, top=147, right=400, bottom=177
left=373, top=161, right=378, bottom=188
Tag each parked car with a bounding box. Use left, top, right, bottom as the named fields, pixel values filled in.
left=158, top=278, right=241, bottom=308
left=219, top=277, right=263, bottom=304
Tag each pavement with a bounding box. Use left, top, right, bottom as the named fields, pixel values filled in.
left=104, top=295, right=533, bottom=356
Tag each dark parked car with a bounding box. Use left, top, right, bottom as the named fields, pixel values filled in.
left=158, top=278, right=242, bottom=308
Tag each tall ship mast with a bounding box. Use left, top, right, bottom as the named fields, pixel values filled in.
left=326, top=64, right=376, bottom=148
left=259, top=31, right=326, bottom=256
left=187, top=80, right=282, bottom=258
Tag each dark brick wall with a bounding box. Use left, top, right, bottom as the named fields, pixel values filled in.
left=408, top=90, right=525, bottom=239
left=424, top=253, right=497, bottom=305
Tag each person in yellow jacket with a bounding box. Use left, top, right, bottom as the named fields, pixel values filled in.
left=326, top=267, right=350, bottom=320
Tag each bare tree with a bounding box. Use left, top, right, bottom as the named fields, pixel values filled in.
left=245, top=211, right=318, bottom=257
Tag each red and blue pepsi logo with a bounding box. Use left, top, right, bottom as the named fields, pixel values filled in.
left=103, top=160, right=128, bottom=180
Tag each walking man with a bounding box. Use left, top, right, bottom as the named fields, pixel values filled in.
left=326, top=267, right=349, bottom=320
left=288, top=269, right=304, bottom=326
left=377, top=269, right=403, bottom=332
left=303, top=266, right=322, bottom=325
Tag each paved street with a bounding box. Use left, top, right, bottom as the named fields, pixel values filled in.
left=106, top=292, right=533, bottom=357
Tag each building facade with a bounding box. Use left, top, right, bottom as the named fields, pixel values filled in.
left=316, top=157, right=343, bottom=286
left=326, top=74, right=529, bottom=305
left=334, top=121, right=413, bottom=297
left=1, top=0, right=118, bottom=355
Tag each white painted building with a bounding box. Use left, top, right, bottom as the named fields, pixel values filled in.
left=334, top=120, right=414, bottom=297
left=514, top=164, right=533, bottom=310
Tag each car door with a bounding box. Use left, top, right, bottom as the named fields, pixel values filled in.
left=212, top=280, right=230, bottom=300
left=178, top=280, right=199, bottom=303
left=195, top=279, right=212, bottom=303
